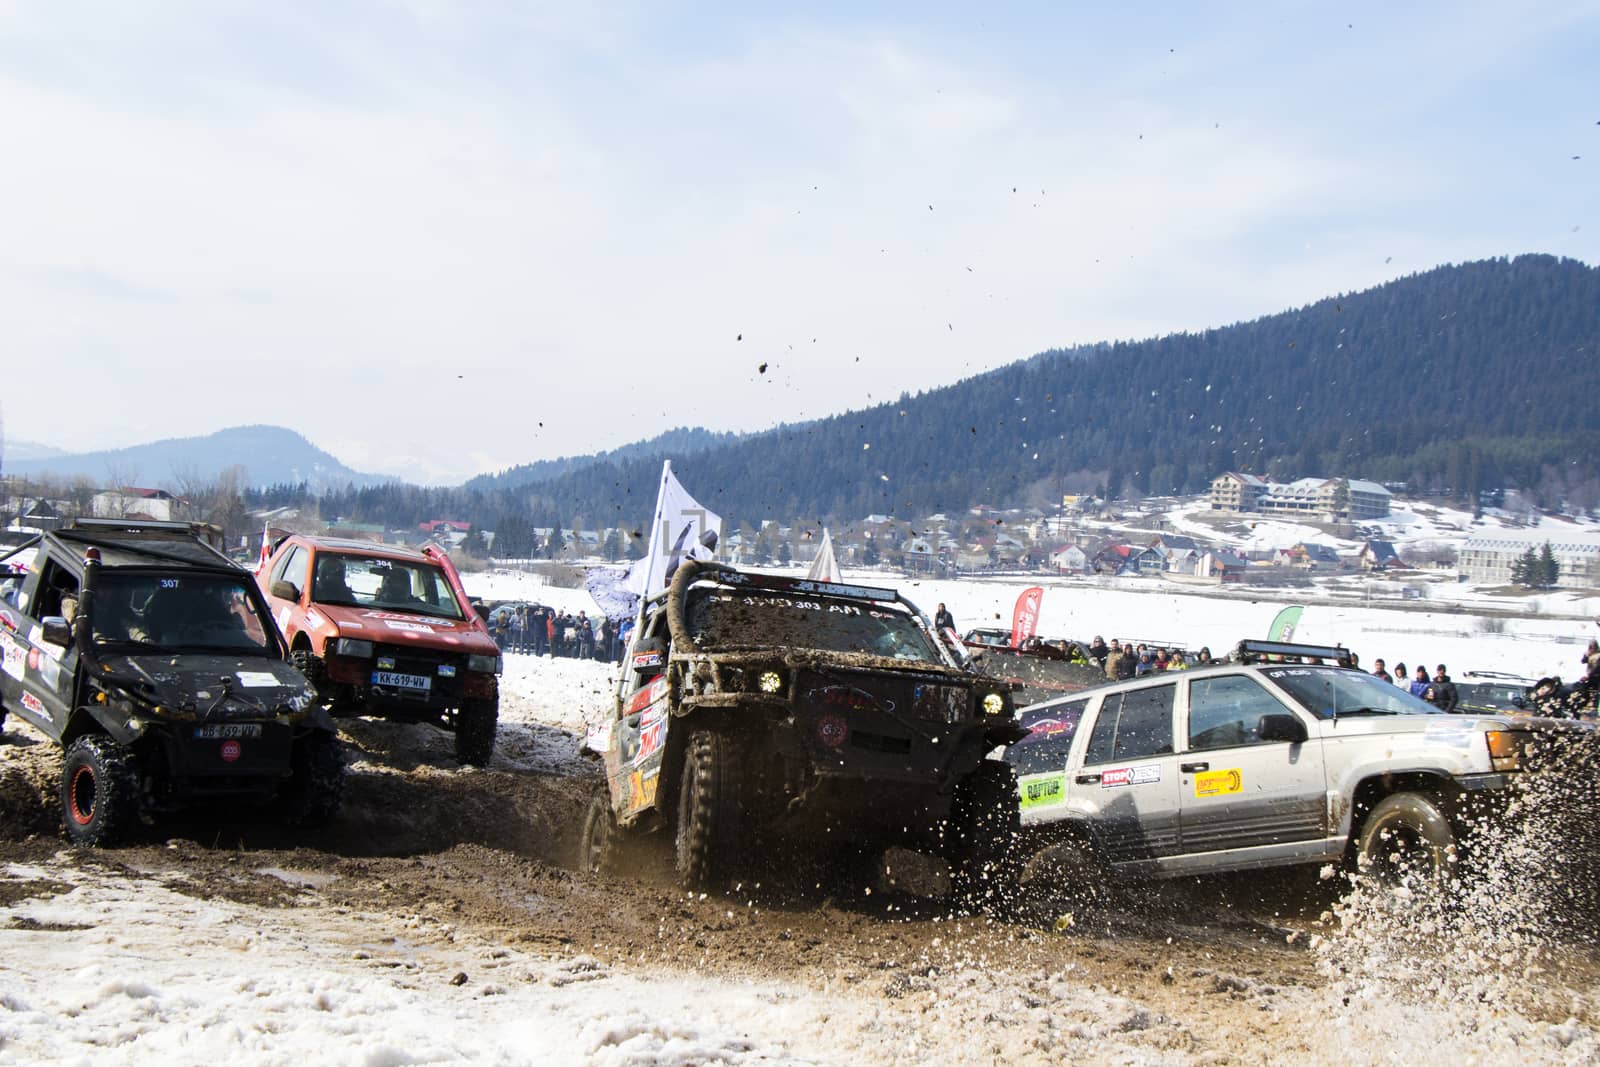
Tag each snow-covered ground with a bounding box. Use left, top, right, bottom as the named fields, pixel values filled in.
left=3, top=563, right=1598, bottom=1064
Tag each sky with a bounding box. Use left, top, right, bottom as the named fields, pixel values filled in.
left=0, top=1, right=1595, bottom=485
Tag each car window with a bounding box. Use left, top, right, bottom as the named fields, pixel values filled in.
left=687, top=590, right=939, bottom=663
left=1187, top=674, right=1291, bottom=751
left=1007, top=698, right=1088, bottom=775
left=275, top=545, right=310, bottom=595
left=91, top=572, right=275, bottom=654
left=1084, top=683, right=1175, bottom=765
left=35, top=558, right=81, bottom=620
left=1263, top=666, right=1438, bottom=719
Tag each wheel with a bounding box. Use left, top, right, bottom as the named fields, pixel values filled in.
left=674, top=730, right=742, bottom=889
left=60, top=735, right=139, bottom=847
left=945, top=760, right=1022, bottom=910
left=1355, top=792, right=1457, bottom=887
left=281, top=731, right=345, bottom=825
left=289, top=648, right=329, bottom=704
left=578, top=788, right=620, bottom=876
left=454, top=699, right=498, bottom=766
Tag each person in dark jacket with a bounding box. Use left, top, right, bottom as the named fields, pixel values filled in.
left=1088, top=636, right=1108, bottom=669
left=1426, top=664, right=1459, bottom=712
left=1409, top=664, right=1431, bottom=699
left=933, top=603, right=955, bottom=633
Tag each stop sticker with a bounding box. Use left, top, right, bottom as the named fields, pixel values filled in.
left=220, top=740, right=242, bottom=763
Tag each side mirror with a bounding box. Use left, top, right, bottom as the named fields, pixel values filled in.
left=41, top=616, right=71, bottom=647
left=1258, top=712, right=1308, bottom=744
left=270, top=580, right=300, bottom=602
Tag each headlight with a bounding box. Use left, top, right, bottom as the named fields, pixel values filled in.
left=758, top=670, right=785, bottom=694
left=1486, top=730, right=1520, bottom=772
left=334, top=638, right=374, bottom=658
left=468, top=653, right=502, bottom=675
left=982, top=692, right=1006, bottom=717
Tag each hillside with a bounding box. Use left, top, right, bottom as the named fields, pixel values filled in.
left=6, top=424, right=390, bottom=492
left=463, top=427, right=743, bottom=491
left=363, top=254, right=1597, bottom=530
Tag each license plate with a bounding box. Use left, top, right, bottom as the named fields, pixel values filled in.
left=194, top=723, right=263, bottom=739
left=373, top=671, right=431, bottom=692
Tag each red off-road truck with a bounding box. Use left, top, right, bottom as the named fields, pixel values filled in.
left=258, top=535, right=501, bottom=765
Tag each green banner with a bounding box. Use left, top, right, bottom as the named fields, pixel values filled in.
left=1267, top=605, right=1304, bottom=641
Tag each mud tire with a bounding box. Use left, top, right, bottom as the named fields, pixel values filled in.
left=60, top=735, right=139, bottom=847
left=1355, top=792, right=1457, bottom=887
left=674, top=730, right=742, bottom=889
left=946, top=759, right=1022, bottom=910
left=289, top=649, right=329, bottom=704
left=454, top=699, right=498, bottom=767
left=579, top=788, right=620, bottom=876
left=281, top=731, right=345, bottom=825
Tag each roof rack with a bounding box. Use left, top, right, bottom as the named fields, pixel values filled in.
left=1233, top=638, right=1350, bottom=664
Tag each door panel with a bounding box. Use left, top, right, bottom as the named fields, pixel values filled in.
left=1178, top=674, right=1326, bottom=854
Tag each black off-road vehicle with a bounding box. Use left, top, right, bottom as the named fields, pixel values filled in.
left=580, top=561, right=1025, bottom=898
left=0, top=520, right=343, bottom=845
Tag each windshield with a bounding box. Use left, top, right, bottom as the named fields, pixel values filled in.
left=91, top=572, right=275, bottom=655
left=1263, top=666, right=1440, bottom=720
left=687, top=590, right=944, bottom=664
left=312, top=552, right=464, bottom=620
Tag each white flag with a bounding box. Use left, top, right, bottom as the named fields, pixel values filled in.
left=806, top=528, right=841, bottom=584
left=626, top=461, right=722, bottom=600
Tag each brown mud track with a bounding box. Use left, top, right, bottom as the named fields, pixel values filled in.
left=5, top=712, right=1600, bottom=1060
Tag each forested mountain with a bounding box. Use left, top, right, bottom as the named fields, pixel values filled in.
left=463, top=427, right=743, bottom=491
left=328, top=254, right=1599, bottom=534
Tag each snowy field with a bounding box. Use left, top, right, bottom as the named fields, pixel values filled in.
left=2, top=564, right=1598, bottom=1064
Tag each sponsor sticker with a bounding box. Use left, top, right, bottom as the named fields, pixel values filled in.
left=35, top=655, right=60, bottom=689
left=627, top=768, right=660, bottom=810
left=631, top=650, right=663, bottom=670
left=816, top=713, right=848, bottom=748
left=1020, top=772, right=1067, bottom=809
left=1101, top=765, right=1162, bottom=788
left=20, top=691, right=45, bottom=715
left=220, top=740, right=243, bottom=762
left=235, top=671, right=280, bottom=688
left=384, top=620, right=434, bottom=635
left=305, top=610, right=325, bottom=629
left=276, top=606, right=292, bottom=631
left=0, top=633, right=25, bottom=682
left=635, top=706, right=668, bottom=763
left=1424, top=719, right=1476, bottom=750
left=808, top=684, right=893, bottom=713
left=1194, top=768, right=1244, bottom=797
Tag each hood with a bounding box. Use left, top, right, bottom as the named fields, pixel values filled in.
left=312, top=604, right=498, bottom=654
left=96, top=653, right=315, bottom=719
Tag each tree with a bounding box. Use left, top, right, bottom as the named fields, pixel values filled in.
left=602, top=528, right=623, bottom=562
left=778, top=539, right=792, bottom=565
left=862, top=537, right=880, bottom=566
left=460, top=525, right=489, bottom=558
left=1537, top=541, right=1560, bottom=588
left=1510, top=547, right=1537, bottom=587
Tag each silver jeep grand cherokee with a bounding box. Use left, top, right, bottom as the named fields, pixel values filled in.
left=1003, top=640, right=1595, bottom=884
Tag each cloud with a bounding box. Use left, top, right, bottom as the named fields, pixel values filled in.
left=0, top=4, right=1593, bottom=481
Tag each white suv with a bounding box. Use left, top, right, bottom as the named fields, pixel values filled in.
left=1003, top=640, right=1592, bottom=883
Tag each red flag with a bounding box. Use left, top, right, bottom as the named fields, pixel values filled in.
left=1010, top=586, right=1044, bottom=647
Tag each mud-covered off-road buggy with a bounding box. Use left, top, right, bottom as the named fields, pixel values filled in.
left=580, top=561, right=1026, bottom=898
left=0, top=519, right=343, bottom=846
